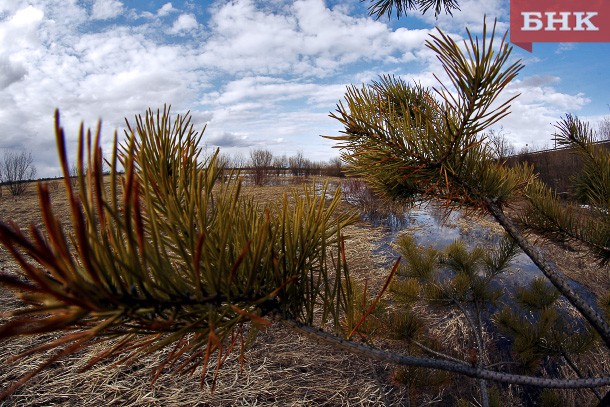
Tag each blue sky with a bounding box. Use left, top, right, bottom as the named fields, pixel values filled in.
left=0, top=0, right=608, bottom=177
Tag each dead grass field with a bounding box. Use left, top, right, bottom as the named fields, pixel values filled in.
left=0, top=177, right=410, bottom=406
left=0, top=177, right=608, bottom=406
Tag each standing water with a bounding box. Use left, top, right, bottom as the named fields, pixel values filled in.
left=359, top=202, right=596, bottom=307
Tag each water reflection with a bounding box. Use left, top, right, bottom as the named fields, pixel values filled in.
left=358, top=202, right=596, bottom=306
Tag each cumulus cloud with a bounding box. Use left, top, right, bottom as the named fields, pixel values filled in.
left=199, top=0, right=432, bottom=76
left=0, top=5, right=44, bottom=49
left=158, top=3, right=175, bottom=17
left=487, top=76, right=591, bottom=149
left=169, top=13, right=198, bottom=34
left=510, top=76, right=589, bottom=111
left=91, top=0, right=124, bottom=21
left=0, top=3, right=207, bottom=176
left=0, top=55, right=27, bottom=89
left=207, top=131, right=253, bottom=148
left=0, top=0, right=602, bottom=177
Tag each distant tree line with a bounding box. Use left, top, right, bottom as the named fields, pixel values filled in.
left=217, top=148, right=345, bottom=186
left=0, top=145, right=342, bottom=194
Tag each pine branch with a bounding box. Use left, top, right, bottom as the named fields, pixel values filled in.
left=0, top=108, right=358, bottom=399
left=367, top=0, right=460, bottom=19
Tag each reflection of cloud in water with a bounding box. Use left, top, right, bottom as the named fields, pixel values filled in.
left=362, top=205, right=468, bottom=256
left=356, top=202, right=600, bottom=344
left=406, top=207, right=462, bottom=249
left=360, top=204, right=596, bottom=306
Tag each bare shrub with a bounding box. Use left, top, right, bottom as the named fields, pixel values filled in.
left=341, top=177, right=377, bottom=209
left=324, top=157, right=345, bottom=177
left=598, top=115, right=610, bottom=140
left=249, top=148, right=273, bottom=186
left=69, top=163, right=80, bottom=189
left=486, top=127, right=515, bottom=159
left=2, top=150, right=37, bottom=196
left=288, top=151, right=305, bottom=176
left=272, top=154, right=287, bottom=177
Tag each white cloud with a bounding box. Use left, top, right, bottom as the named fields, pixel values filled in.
left=169, top=13, right=198, bottom=34
left=207, top=131, right=252, bottom=148
left=0, top=4, right=208, bottom=176
left=199, top=0, right=431, bottom=76
left=0, top=0, right=602, bottom=177
left=158, top=3, right=175, bottom=17
left=0, top=55, right=27, bottom=89
left=91, top=0, right=123, bottom=21
left=488, top=76, right=591, bottom=149
left=510, top=76, right=589, bottom=111
left=7, top=4, right=44, bottom=26
left=212, top=77, right=315, bottom=105
left=0, top=5, right=44, bottom=50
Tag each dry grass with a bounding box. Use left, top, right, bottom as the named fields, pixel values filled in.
left=0, top=177, right=407, bottom=406
left=0, top=177, right=608, bottom=405
left=0, top=325, right=406, bottom=406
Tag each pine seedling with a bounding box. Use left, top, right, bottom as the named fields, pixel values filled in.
left=494, top=277, right=595, bottom=373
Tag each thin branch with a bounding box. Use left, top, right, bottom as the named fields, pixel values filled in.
left=562, top=352, right=603, bottom=401
left=410, top=339, right=469, bottom=365
left=485, top=198, right=610, bottom=348
left=452, top=298, right=490, bottom=407
left=281, top=318, right=610, bottom=389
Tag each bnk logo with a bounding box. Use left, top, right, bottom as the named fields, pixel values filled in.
left=510, top=0, right=609, bottom=51
left=521, top=12, right=599, bottom=31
